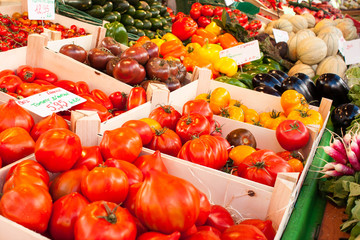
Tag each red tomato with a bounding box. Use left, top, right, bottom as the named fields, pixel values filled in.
left=0, top=184, right=52, bottom=234
left=181, top=224, right=197, bottom=239
left=191, top=2, right=202, bottom=9
left=78, top=93, right=103, bottom=105
left=200, top=5, right=214, bottom=17
left=123, top=182, right=142, bottom=215
left=104, top=158, right=144, bottom=185
left=73, top=146, right=104, bottom=170
left=197, top=16, right=211, bottom=28
left=74, top=81, right=90, bottom=94
left=196, top=226, right=221, bottom=238
left=137, top=231, right=181, bottom=240
left=49, top=192, right=89, bottom=240
left=74, top=201, right=137, bottom=240
left=35, top=128, right=82, bottom=172
left=122, top=119, right=154, bottom=145
left=5, top=160, right=49, bottom=186
left=109, top=91, right=127, bottom=110
left=135, top=169, right=200, bottom=234
left=30, top=112, right=69, bottom=141
left=49, top=166, right=89, bottom=202
left=33, top=67, right=58, bottom=83
left=54, top=80, right=77, bottom=93
left=276, top=119, right=310, bottom=151
left=0, top=99, right=34, bottom=133
left=17, top=65, right=35, bottom=82
left=71, top=100, right=113, bottom=122
left=184, top=230, right=220, bottom=240
left=127, top=86, right=146, bottom=110
left=177, top=135, right=228, bottom=169
left=0, top=69, right=15, bottom=78
left=39, top=84, right=58, bottom=92
left=16, top=82, right=42, bottom=97
left=100, top=126, right=143, bottom=162
left=33, top=79, right=54, bottom=86
left=213, top=6, right=224, bottom=16
left=221, top=224, right=267, bottom=240
left=196, top=191, right=211, bottom=226
left=241, top=219, right=276, bottom=240
left=146, top=127, right=182, bottom=157
left=3, top=169, right=49, bottom=193
left=91, top=89, right=113, bottom=110
left=209, top=119, right=223, bottom=136
left=190, top=7, right=201, bottom=20
left=205, top=205, right=234, bottom=233
left=0, top=127, right=35, bottom=166
left=81, top=166, right=129, bottom=204
left=237, top=149, right=293, bottom=186
left=0, top=74, right=23, bottom=93
left=133, top=150, right=168, bottom=175
left=276, top=150, right=304, bottom=162
left=182, top=99, right=213, bottom=122
left=176, top=113, right=210, bottom=143
left=149, top=105, right=181, bottom=130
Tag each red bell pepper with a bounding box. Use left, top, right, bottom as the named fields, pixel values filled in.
left=172, top=17, right=198, bottom=41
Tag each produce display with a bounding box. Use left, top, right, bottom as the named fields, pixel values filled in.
left=0, top=11, right=89, bottom=51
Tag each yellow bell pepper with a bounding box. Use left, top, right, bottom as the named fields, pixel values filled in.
left=185, top=42, right=201, bottom=55
left=214, top=57, right=238, bottom=77
left=208, top=43, right=223, bottom=53
left=192, top=42, right=221, bottom=67
left=162, top=33, right=181, bottom=43
left=205, top=22, right=222, bottom=36
left=151, top=37, right=165, bottom=48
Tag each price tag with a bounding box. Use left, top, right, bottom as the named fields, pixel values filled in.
left=224, top=0, right=235, bottom=6
left=338, top=36, right=346, bottom=56
left=282, top=6, right=296, bottom=15
left=16, top=88, right=86, bottom=117
left=343, top=39, right=360, bottom=65
left=219, top=40, right=261, bottom=65
left=28, top=0, right=55, bottom=20
left=273, top=29, right=289, bottom=43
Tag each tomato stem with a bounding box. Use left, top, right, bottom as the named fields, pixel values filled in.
left=97, top=202, right=119, bottom=224
left=284, top=122, right=303, bottom=133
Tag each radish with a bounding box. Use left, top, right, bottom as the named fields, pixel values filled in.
left=322, top=146, right=348, bottom=165
left=333, top=163, right=355, bottom=175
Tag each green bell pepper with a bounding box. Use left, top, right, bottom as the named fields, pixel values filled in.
left=105, top=21, right=128, bottom=46
left=214, top=76, right=249, bottom=89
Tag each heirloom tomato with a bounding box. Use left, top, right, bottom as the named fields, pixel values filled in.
left=73, top=146, right=104, bottom=170
left=237, top=149, right=293, bottom=186
left=241, top=219, right=276, bottom=240
left=81, top=166, right=129, bottom=204
left=135, top=169, right=200, bottom=234
left=276, top=119, right=310, bottom=151
left=49, top=192, right=89, bottom=240
left=100, top=126, right=143, bottom=162
left=122, top=182, right=142, bottom=216
left=209, top=119, right=223, bottom=136
left=133, top=150, right=168, bottom=175
left=35, top=128, right=82, bottom=172
left=30, top=112, right=69, bottom=141
left=182, top=99, right=213, bottom=121
left=3, top=168, right=49, bottom=193
left=205, top=205, right=234, bottom=232
left=184, top=230, right=220, bottom=240
left=196, top=191, right=211, bottom=226
left=0, top=127, right=35, bottom=166
left=281, top=90, right=309, bottom=116
left=140, top=117, right=162, bottom=133
left=221, top=224, right=267, bottom=240
left=0, top=184, right=52, bottom=234
left=5, top=160, right=49, bottom=186
left=146, top=127, right=182, bottom=157
left=74, top=201, right=137, bottom=240
left=177, top=135, right=228, bottom=169
left=287, top=108, right=324, bottom=129
left=137, top=231, right=181, bottom=240
left=104, top=158, right=144, bottom=185
left=149, top=105, right=181, bottom=130
left=176, top=113, right=210, bottom=143
left=50, top=166, right=89, bottom=201
left=122, top=119, right=154, bottom=145
left=209, top=87, right=231, bottom=115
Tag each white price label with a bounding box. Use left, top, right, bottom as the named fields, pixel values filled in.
left=224, top=0, right=235, bottom=6
left=338, top=36, right=346, bottom=56
left=273, top=29, right=289, bottom=43
left=16, top=88, right=86, bottom=117
left=219, top=40, right=262, bottom=65
left=344, top=39, right=360, bottom=65
left=28, top=0, right=55, bottom=20
left=282, top=6, right=296, bottom=16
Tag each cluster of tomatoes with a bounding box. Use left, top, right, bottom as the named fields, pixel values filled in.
left=0, top=65, right=147, bottom=122
left=187, top=3, right=262, bottom=36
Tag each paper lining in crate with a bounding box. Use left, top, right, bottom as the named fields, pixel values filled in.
left=0, top=34, right=133, bottom=145
left=0, top=1, right=106, bottom=51
left=96, top=67, right=332, bottom=239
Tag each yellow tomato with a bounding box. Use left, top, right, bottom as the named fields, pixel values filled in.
left=209, top=87, right=231, bottom=115
left=281, top=90, right=309, bottom=116
left=229, top=99, right=248, bottom=112
left=259, top=110, right=287, bottom=130
left=139, top=118, right=162, bottom=133
left=229, top=145, right=256, bottom=167
left=287, top=109, right=324, bottom=129
left=195, top=93, right=211, bottom=102
left=288, top=158, right=304, bottom=172
left=244, top=108, right=259, bottom=124
left=220, top=106, right=244, bottom=121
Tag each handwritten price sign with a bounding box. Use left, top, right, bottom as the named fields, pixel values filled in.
left=273, top=29, right=289, bottom=43
left=16, top=88, right=86, bottom=117
left=343, top=39, right=360, bottom=65
left=28, top=0, right=55, bottom=20
left=219, top=40, right=261, bottom=65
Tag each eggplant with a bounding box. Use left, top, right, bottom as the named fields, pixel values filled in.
left=293, top=72, right=319, bottom=103
left=269, top=70, right=288, bottom=79
left=315, top=73, right=350, bottom=107
left=269, top=72, right=285, bottom=83
left=254, top=85, right=281, bottom=97
left=331, top=103, right=360, bottom=134
left=252, top=73, right=282, bottom=92
left=281, top=76, right=314, bottom=103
